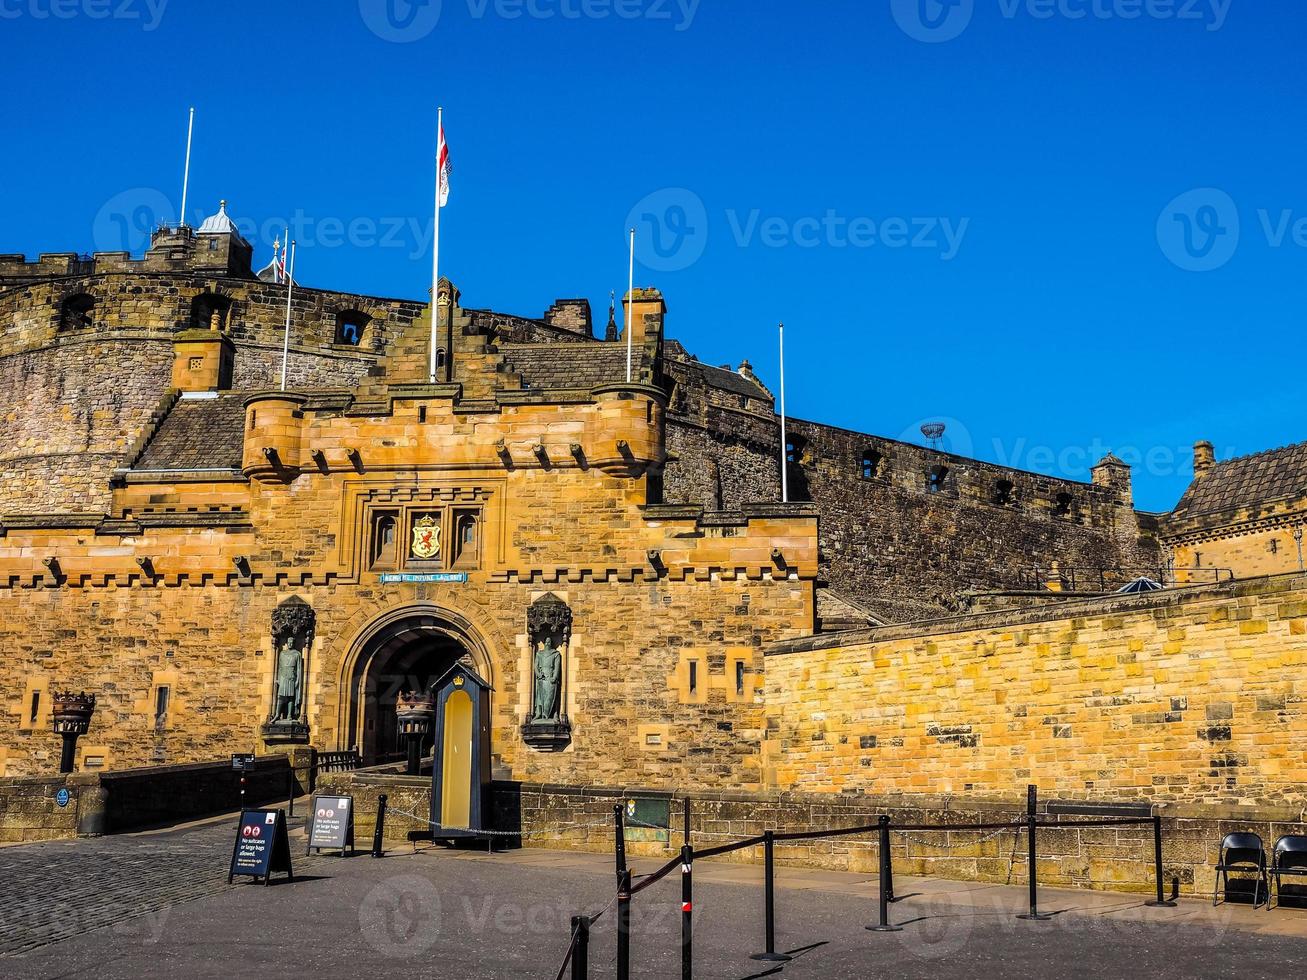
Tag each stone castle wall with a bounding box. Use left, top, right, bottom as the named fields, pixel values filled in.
left=764, top=573, right=1307, bottom=809
left=786, top=419, right=1160, bottom=621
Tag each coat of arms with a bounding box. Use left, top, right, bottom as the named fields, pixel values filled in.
left=411, top=515, right=442, bottom=560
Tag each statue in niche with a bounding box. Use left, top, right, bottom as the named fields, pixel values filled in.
left=268, top=597, right=315, bottom=726
left=273, top=639, right=304, bottom=721
left=531, top=636, right=562, bottom=722
left=523, top=594, right=572, bottom=739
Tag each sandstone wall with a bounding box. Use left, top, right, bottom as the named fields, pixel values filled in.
left=764, top=574, right=1307, bottom=808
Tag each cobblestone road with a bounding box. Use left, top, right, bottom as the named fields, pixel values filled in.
left=0, top=812, right=323, bottom=957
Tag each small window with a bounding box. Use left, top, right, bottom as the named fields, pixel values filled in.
left=436, top=348, right=447, bottom=369
left=336, top=310, right=371, bottom=346
left=29, top=690, right=40, bottom=723
left=735, top=661, right=746, bottom=696
left=994, top=479, right=1015, bottom=506
left=418, top=406, right=427, bottom=424
left=927, top=465, right=949, bottom=494
left=688, top=661, right=698, bottom=695
left=1195, top=552, right=1203, bottom=567
left=453, top=510, right=480, bottom=568
left=1270, top=539, right=1279, bottom=554
left=370, top=511, right=399, bottom=569
left=1054, top=492, right=1073, bottom=517
left=208, top=239, right=219, bottom=251
left=861, top=450, right=883, bottom=480
left=738, top=395, right=749, bottom=409
left=154, top=686, right=170, bottom=727
left=60, top=293, right=96, bottom=330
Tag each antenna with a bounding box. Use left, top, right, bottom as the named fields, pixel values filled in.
left=179, top=107, right=195, bottom=229
left=921, top=422, right=946, bottom=451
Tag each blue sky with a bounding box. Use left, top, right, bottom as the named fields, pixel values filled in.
left=2, top=0, right=1301, bottom=511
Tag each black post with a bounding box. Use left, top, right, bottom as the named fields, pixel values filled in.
left=59, top=733, right=78, bottom=774
left=1017, top=787, right=1051, bottom=922
left=1145, top=814, right=1177, bottom=907
left=616, top=869, right=632, bottom=980
left=287, top=766, right=295, bottom=819
left=867, top=815, right=903, bottom=932
left=371, top=793, right=388, bottom=858
left=571, top=915, right=589, bottom=980
left=751, top=830, right=793, bottom=961
left=405, top=735, right=422, bottom=777
left=681, top=844, right=693, bottom=980
left=614, top=804, right=627, bottom=884
left=683, top=797, right=691, bottom=848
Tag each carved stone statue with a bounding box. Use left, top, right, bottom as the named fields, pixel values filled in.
left=267, top=597, right=314, bottom=728
left=273, top=638, right=304, bottom=722
left=531, top=637, right=562, bottom=722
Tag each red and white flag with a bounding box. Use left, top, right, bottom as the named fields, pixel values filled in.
left=437, top=122, right=452, bottom=208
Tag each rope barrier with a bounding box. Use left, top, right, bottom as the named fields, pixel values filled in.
left=630, top=855, right=685, bottom=896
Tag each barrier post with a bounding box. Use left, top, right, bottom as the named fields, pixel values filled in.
left=867, top=815, right=903, bottom=932
left=371, top=793, right=388, bottom=859
left=683, top=797, right=691, bottom=847
left=1017, top=791, right=1051, bottom=922
left=614, top=804, right=627, bottom=884
left=680, top=844, right=693, bottom=980
left=1145, top=814, right=1177, bottom=908
left=616, top=869, right=632, bottom=980
left=751, top=830, right=792, bottom=962
left=571, top=915, right=589, bottom=980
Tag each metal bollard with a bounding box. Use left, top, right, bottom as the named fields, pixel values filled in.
left=571, top=915, right=589, bottom=980
left=616, top=869, right=632, bottom=980
left=681, top=844, right=693, bottom=980
left=1145, top=814, right=1178, bottom=907
left=1017, top=812, right=1051, bottom=921
left=867, top=815, right=903, bottom=932
left=614, top=804, right=627, bottom=883
left=751, top=830, right=793, bottom=961
left=287, top=767, right=295, bottom=819
left=371, top=793, right=388, bottom=859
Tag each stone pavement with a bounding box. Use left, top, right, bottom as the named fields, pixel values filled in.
left=3, top=810, right=1307, bottom=978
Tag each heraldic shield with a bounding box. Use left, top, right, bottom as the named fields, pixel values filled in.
left=411, top=515, right=441, bottom=560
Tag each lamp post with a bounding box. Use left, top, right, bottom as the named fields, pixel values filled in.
left=51, top=691, right=97, bottom=774
left=396, top=692, right=435, bottom=777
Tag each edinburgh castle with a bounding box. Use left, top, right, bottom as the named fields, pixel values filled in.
left=3, top=202, right=1305, bottom=876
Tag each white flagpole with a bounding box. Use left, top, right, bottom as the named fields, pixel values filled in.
left=625, top=228, right=635, bottom=382
left=429, top=107, right=443, bottom=384
left=179, top=107, right=195, bottom=228
left=280, top=241, right=297, bottom=391
left=779, top=322, right=788, bottom=503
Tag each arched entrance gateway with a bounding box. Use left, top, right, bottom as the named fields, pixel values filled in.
left=338, top=605, right=494, bottom=766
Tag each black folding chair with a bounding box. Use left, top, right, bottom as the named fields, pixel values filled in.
left=1213, top=832, right=1269, bottom=908
left=1272, top=835, right=1307, bottom=910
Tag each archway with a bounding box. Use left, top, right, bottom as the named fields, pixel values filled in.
left=339, top=606, right=494, bottom=766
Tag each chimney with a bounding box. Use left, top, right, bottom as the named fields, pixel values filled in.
left=544, top=299, right=593, bottom=337
left=621, top=288, right=665, bottom=370
left=172, top=326, right=234, bottom=392
left=1193, top=440, right=1216, bottom=477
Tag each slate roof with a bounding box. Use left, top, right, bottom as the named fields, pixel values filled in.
left=133, top=394, right=247, bottom=471
left=1170, top=441, right=1307, bottom=521
left=498, top=343, right=631, bottom=389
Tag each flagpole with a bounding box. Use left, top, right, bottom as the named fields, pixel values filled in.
left=179, top=107, right=195, bottom=228
left=779, top=322, right=788, bottom=504
left=429, top=106, right=443, bottom=384
left=625, top=228, right=635, bottom=382
left=280, top=241, right=297, bottom=391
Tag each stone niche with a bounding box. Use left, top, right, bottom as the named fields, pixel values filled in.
left=260, top=596, right=315, bottom=746
left=521, top=593, right=573, bottom=752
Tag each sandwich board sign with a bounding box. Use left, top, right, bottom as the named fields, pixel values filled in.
left=307, top=795, right=355, bottom=856
left=228, top=809, right=293, bottom=886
